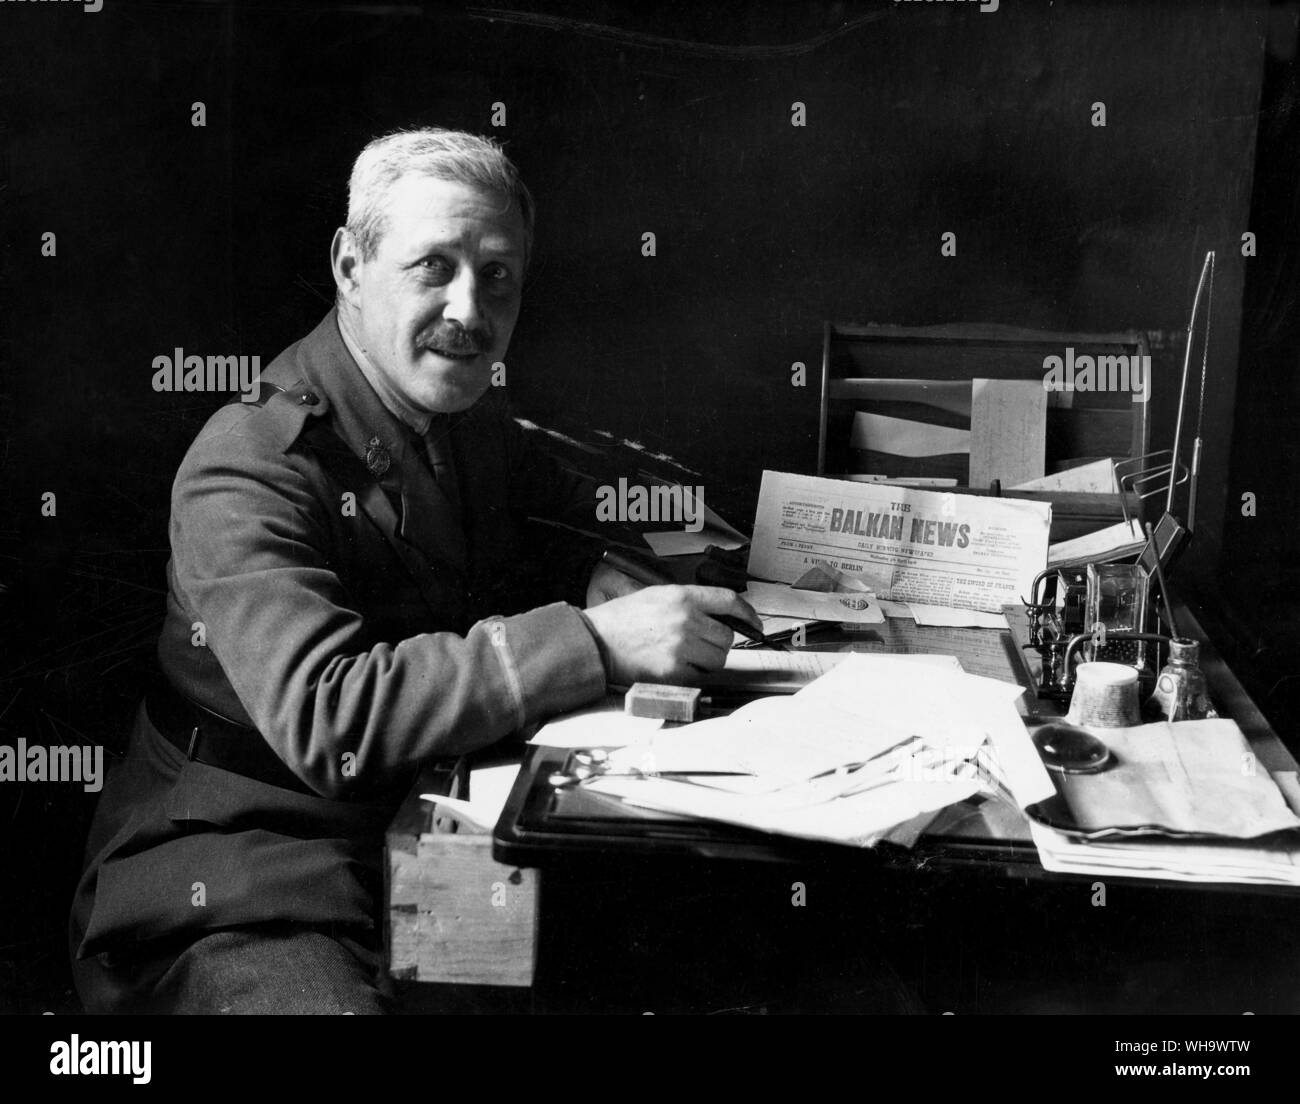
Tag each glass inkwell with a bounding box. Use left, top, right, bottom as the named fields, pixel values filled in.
left=1148, top=637, right=1214, bottom=722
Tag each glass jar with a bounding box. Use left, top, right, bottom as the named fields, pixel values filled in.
left=1085, top=562, right=1149, bottom=669
left=1149, top=637, right=1214, bottom=721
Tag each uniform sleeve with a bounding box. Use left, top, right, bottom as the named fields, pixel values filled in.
left=170, top=418, right=607, bottom=800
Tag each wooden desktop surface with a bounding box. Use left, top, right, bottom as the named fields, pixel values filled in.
left=386, top=595, right=1300, bottom=996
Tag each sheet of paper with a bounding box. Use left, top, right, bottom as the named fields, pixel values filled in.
left=588, top=772, right=983, bottom=849
left=418, top=794, right=495, bottom=833
left=791, top=561, right=872, bottom=592
left=829, top=379, right=1069, bottom=415
left=421, top=763, right=522, bottom=833
left=828, top=378, right=973, bottom=418
left=1047, top=518, right=1144, bottom=567
left=867, top=617, right=1017, bottom=682
left=793, top=654, right=1052, bottom=809
left=616, top=656, right=964, bottom=780
left=640, top=477, right=747, bottom=555
left=748, top=469, right=1051, bottom=614
left=592, top=653, right=1051, bottom=845
left=876, top=598, right=914, bottom=618
left=469, top=763, right=522, bottom=824
left=851, top=476, right=960, bottom=488
left=757, top=613, right=809, bottom=634
left=689, top=484, right=748, bottom=544
left=1273, top=770, right=1300, bottom=817
left=907, top=603, right=1008, bottom=629
left=609, top=693, right=913, bottom=782
left=1048, top=719, right=1300, bottom=839
left=883, top=654, right=964, bottom=671
left=1028, top=819, right=1300, bottom=887
left=643, top=529, right=723, bottom=556
left=530, top=698, right=663, bottom=748
left=666, top=654, right=1042, bottom=803
left=706, top=648, right=850, bottom=693
left=743, top=580, right=884, bottom=625
left=969, top=379, right=1047, bottom=489
left=850, top=412, right=971, bottom=458
left=1012, top=457, right=1118, bottom=494
left=879, top=808, right=948, bottom=849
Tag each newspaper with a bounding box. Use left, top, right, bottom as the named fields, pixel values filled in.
left=748, top=470, right=1051, bottom=615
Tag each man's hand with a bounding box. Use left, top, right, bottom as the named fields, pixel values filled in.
left=583, top=584, right=763, bottom=685
left=586, top=560, right=646, bottom=606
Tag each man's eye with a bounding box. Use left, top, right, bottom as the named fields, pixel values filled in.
left=417, top=258, right=453, bottom=278
left=483, top=264, right=511, bottom=281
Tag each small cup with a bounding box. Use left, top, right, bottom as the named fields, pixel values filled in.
left=1068, top=662, right=1141, bottom=728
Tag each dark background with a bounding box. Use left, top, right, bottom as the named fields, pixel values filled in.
left=2, top=0, right=1298, bottom=1012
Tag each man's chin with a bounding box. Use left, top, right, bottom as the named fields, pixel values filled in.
left=411, top=364, right=494, bottom=413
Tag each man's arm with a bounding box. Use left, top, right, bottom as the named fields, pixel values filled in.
left=170, top=420, right=607, bottom=799
left=494, top=404, right=763, bottom=670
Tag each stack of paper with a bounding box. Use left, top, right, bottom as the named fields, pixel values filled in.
left=1027, top=720, right=1300, bottom=886
left=581, top=654, right=1054, bottom=848
left=1029, top=817, right=1300, bottom=886
left=1047, top=518, right=1146, bottom=568
left=1037, top=720, right=1300, bottom=839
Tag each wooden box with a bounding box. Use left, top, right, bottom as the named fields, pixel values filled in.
left=385, top=765, right=538, bottom=988
left=817, top=321, right=1153, bottom=543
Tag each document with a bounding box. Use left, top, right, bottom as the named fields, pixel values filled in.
left=795, top=654, right=1053, bottom=809
left=969, top=379, right=1047, bottom=489
left=641, top=479, right=748, bottom=556
left=906, top=603, right=1008, bottom=630
left=1012, top=457, right=1118, bottom=494
left=867, top=616, right=1017, bottom=682
left=1047, top=518, right=1145, bottom=568
left=418, top=763, right=522, bottom=835
left=1036, top=719, right=1300, bottom=839
left=589, top=772, right=983, bottom=849
left=706, top=649, right=849, bottom=694
left=742, top=580, right=884, bottom=625
left=850, top=412, right=970, bottom=458
left=530, top=698, right=663, bottom=748
left=588, top=654, right=1054, bottom=848
left=1028, top=817, right=1300, bottom=887
left=748, top=470, right=1051, bottom=614
left=828, top=377, right=973, bottom=418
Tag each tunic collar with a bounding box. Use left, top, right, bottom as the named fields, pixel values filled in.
left=335, top=312, right=433, bottom=437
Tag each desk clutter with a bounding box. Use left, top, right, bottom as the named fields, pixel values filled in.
left=523, top=653, right=1300, bottom=887
left=534, top=653, right=1055, bottom=849
left=496, top=248, right=1300, bottom=890
left=815, top=321, right=1150, bottom=546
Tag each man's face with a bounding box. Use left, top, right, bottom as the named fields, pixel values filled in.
left=334, top=175, right=525, bottom=413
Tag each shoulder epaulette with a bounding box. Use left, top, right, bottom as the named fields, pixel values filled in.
left=231, top=378, right=332, bottom=453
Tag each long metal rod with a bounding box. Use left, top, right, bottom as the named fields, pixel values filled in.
left=1145, top=521, right=1179, bottom=637
left=1168, top=251, right=1215, bottom=513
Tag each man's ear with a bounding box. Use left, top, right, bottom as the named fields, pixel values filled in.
left=330, top=227, right=363, bottom=304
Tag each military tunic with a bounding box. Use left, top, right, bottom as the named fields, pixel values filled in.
left=71, top=311, right=608, bottom=1004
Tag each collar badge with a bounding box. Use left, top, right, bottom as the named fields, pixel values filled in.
left=364, top=436, right=391, bottom=477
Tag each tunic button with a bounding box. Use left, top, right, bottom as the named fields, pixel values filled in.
left=298, top=391, right=319, bottom=406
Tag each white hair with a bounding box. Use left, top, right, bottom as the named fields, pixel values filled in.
left=345, top=127, right=534, bottom=265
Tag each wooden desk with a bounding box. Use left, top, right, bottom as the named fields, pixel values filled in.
left=385, top=599, right=1300, bottom=1011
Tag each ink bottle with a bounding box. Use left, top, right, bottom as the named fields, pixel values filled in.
left=1149, top=637, right=1214, bottom=722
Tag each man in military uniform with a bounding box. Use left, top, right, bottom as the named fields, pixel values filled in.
left=70, top=128, right=759, bottom=1013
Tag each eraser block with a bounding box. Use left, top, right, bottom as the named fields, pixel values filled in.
left=624, top=682, right=701, bottom=723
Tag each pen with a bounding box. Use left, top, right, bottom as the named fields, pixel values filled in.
left=600, top=548, right=787, bottom=650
